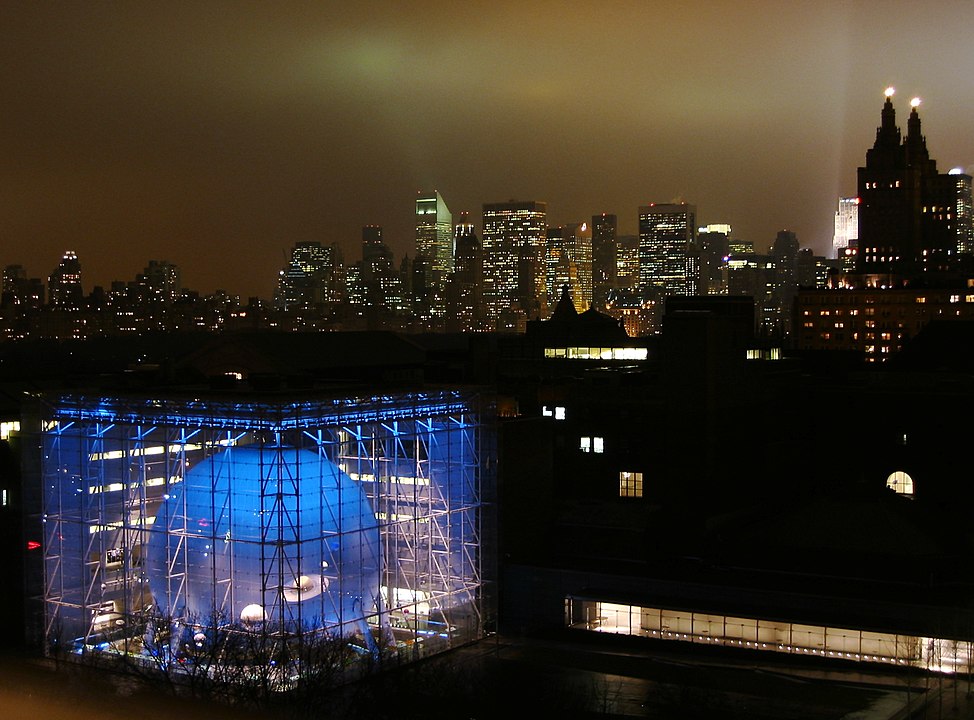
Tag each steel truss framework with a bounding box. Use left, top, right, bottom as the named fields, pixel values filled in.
left=31, top=389, right=491, bottom=668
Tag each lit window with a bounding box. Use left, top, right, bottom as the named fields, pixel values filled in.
left=619, top=471, right=643, bottom=498
left=555, top=406, right=566, bottom=420
left=542, top=406, right=553, bottom=417
left=886, top=471, right=914, bottom=498
left=593, top=437, right=604, bottom=454
left=580, top=437, right=591, bottom=453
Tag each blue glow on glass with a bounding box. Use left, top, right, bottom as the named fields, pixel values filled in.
left=146, top=446, right=380, bottom=639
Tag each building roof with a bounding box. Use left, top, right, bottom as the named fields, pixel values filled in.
left=526, top=285, right=629, bottom=347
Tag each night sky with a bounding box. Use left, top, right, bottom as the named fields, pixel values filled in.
left=4, top=1, right=974, bottom=300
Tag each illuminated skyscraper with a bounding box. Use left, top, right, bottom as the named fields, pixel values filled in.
left=482, top=200, right=547, bottom=324
left=616, top=234, right=639, bottom=291
left=950, top=169, right=974, bottom=256
left=832, top=197, right=860, bottom=259
left=638, top=203, right=696, bottom=295
left=545, top=222, right=592, bottom=313
left=275, top=242, right=338, bottom=310
left=415, top=190, right=453, bottom=289
left=48, top=250, right=82, bottom=308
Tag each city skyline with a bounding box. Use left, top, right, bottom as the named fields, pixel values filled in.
left=4, top=2, right=974, bottom=299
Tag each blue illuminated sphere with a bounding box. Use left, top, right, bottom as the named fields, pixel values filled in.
left=146, top=446, right=380, bottom=633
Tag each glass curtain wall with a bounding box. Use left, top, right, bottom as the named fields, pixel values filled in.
left=28, top=391, right=490, bottom=673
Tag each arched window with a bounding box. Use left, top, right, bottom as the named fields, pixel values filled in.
left=886, top=470, right=914, bottom=498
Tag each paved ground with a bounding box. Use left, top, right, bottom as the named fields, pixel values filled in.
left=2, top=635, right=974, bottom=719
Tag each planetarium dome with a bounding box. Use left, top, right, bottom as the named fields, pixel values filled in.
left=146, top=444, right=381, bottom=639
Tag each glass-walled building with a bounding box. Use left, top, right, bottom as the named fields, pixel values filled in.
left=25, top=389, right=493, bottom=676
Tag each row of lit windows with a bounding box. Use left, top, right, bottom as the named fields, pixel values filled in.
left=745, top=348, right=780, bottom=361
left=568, top=601, right=969, bottom=673
left=863, top=181, right=901, bottom=189
left=544, top=347, right=648, bottom=361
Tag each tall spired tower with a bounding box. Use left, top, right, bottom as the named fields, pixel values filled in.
left=857, top=88, right=971, bottom=276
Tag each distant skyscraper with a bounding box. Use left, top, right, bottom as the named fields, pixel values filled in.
left=415, top=190, right=453, bottom=288
left=545, top=222, right=592, bottom=312
left=2, top=265, right=25, bottom=295
left=517, top=239, right=547, bottom=322
left=446, top=217, right=484, bottom=331
left=362, top=225, right=388, bottom=263
left=728, top=238, right=754, bottom=255
left=352, top=226, right=406, bottom=313
left=950, top=169, right=974, bottom=256
left=138, top=260, right=181, bottom=305
left=48, top=250, right=82, bottom=308
left=592, top=213, right=617, bottom=309
left=696, top=226, right=731, bottom=295
left=684, top=238, right=701, bottom=297
left=616, top=234, right=639, bottom=291
left=832, top=197, right=859, bottom=259
left=545, top=227, right=571, bottom=307
left=770, top=230, right=800, bottom=302
left=701, top=223, right=731, bottom=236
left=275, top=242, right=337, bottom=310
left=482, top=200, right=547, bottom=324
left=638, top=203, right=696, bottom=295
left=1, top=264, right=44, bottom=309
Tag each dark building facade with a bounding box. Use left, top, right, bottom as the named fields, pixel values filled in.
left=857, top=90, right=972, bottom=276
left=498, top=297, right=974, bottom=674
